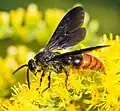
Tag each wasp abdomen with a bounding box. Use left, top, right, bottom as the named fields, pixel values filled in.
left=72, top=53, right=105, bottom=72
left=80, top=53, right=104, bottom=72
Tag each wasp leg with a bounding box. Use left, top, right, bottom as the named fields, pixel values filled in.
left=27, top=68, right=30, bottom=89
left=53, top=64, right=61, bottom=73
left=42, top=72, right=51, bottom=93
left=40, top=70, right=45, bottom=87
left=34, top=72, right=37, bottom=76
left=37, top=69, right=41, bottom=72
left=36, top=70, right=45, bottom=90
left=34, top=69, right=41, bottom=76
left=61, top=66, right=69, bottom=90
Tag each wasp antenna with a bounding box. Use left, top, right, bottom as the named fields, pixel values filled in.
left=12, top=64, right=28, bottom=75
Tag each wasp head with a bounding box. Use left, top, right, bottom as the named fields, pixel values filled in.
left=28, top=59, right=37, bottom=73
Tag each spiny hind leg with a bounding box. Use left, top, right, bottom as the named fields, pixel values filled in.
left=60, top=66, right=69, bottom=90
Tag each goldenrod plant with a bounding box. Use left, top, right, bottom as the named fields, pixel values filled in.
left=0, top=4, right=119, bottom=111
left=1, top=34, right=120, bottom=111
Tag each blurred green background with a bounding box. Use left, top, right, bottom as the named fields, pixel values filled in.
left=0, top=0, right=119, bottom=57
left=0, top=0, right=119, bottom=99
left=0, top=0, right=120, bottom=57
left=0, top=0, right=120, bottom=35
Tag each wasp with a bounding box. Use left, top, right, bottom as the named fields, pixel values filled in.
left=13, top=6, right=110, bottom=92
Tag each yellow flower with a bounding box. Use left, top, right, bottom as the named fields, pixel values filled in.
left=25, top=4, right=42, bottom=28
left=10, top=8, right=25, bottom=28
left=3, top=34, right=120, bottom=111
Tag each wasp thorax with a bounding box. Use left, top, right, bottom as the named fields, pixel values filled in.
left=34, top=51, right=58, bottom=66
left=28, top=59, right=37, bottom=73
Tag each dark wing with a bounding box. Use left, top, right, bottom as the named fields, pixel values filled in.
left=44, top=6, right=86, bottom=51
left=53, top=45, right=110, bottom=59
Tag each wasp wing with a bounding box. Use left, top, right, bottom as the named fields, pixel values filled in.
left=53, top=45, right=110, bottom=59
left=44, top=6, right=86, bottom=51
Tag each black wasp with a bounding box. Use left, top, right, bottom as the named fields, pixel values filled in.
left=13, top=6, right=109, bottom=92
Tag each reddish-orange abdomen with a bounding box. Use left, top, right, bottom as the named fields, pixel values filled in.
left=80, top=53, right=105, bottom=72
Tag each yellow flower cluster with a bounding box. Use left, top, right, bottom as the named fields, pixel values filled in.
left=0, top=45, right=34, bottom=99
left=0, top=4, right=65, bottom=44
left=0, top=3, right=119, bottom=111
left=1, top=34, right=120, bottom=111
